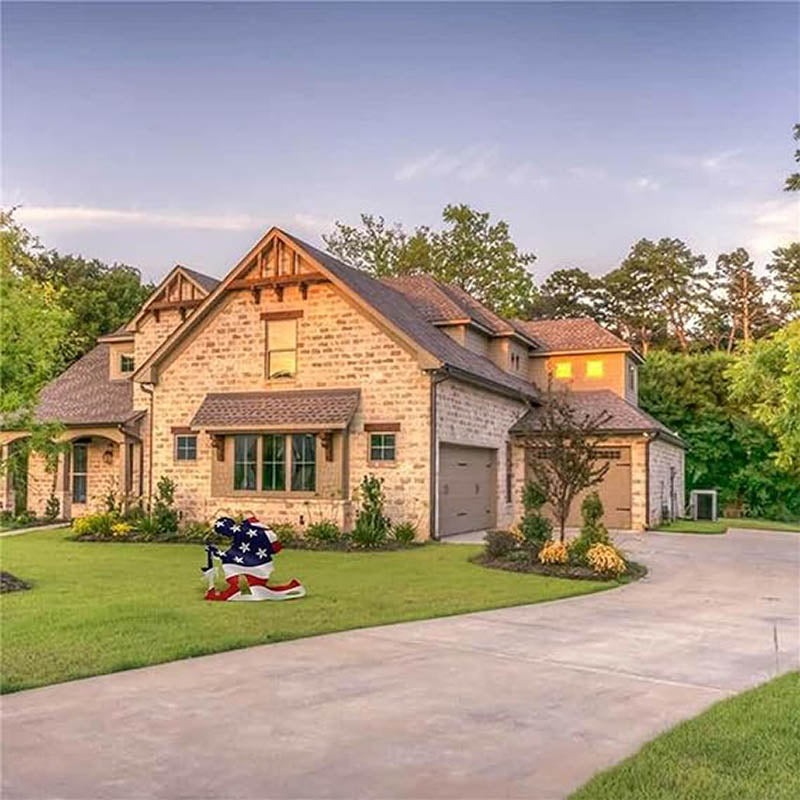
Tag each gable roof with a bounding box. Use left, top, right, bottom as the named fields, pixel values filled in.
left=135, top=227, right=537, bottom=401
left=35, top=343, right=134, bottom=426
left=179, top=266, right=220, bottom=294
left=509, top=389, right=683, bottom=447
left=514, top=318, right=642, bottom=361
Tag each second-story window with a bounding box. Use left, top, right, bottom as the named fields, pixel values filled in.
left=554, top=361, right=572, bottom=379
left=628, top=364, right=637, bottom=391
left=266, top=319, right=297, bottom=379
left=586, top=360, right=604, bottom=378
left=120, top=354, right=135, bottom=373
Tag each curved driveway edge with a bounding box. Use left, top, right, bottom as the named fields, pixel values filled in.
left=2, top=530, right=798, bottom=799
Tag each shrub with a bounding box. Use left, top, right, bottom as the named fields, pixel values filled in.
left=351, top=475, right=390, bottom=548
left=305, top=520, right=343, bottom=546
left=152, top=475, right=179, bottom=535
left=179, top=520, right=213, bottom=542
left=44, top=494, right=60, bottom=522
left=539, top=540, right=568, bottom=565
left=570, top=492, right=611, bottom=565
left=484, top=529, right=517, bottom=559
left=135, top=514, right=161, bottom=541
left=518, top=480, right=553, bottom=551
left=391, top=521, right=417, bottom=545
left=72, top=512, right=116, bottom=538
left=586, top=543, right=627, bottom=576
left=270, top=522, right=301, bottom=547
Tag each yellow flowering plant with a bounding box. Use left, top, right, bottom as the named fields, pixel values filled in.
left=539, top=540, right=568, bottom=565
left=586, top=543, right=626, bottom=576
left=111, top=522, right=132, bottom=537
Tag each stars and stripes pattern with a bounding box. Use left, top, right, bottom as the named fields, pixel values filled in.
left=202, top=516, right=306, bottom=602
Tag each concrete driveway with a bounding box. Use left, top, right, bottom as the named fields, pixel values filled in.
left=2, top=529, right=798, bottom=800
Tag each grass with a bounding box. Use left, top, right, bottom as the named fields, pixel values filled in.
left=570, top=671, right=800, bottom=800
left=0, top=528, right=612, bottom=693
left=656, top=517, right=800, bottom=534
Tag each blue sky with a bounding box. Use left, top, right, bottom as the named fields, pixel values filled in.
left=3, top=2, right=798, bottom=284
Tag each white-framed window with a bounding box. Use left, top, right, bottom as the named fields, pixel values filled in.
left=266, top=319, right=297, bottom=379
left=369, top=433, right=396, bottom=462
left=72, top=441, right=89, bottom=503
left=175, top=435, right=197, bottom=461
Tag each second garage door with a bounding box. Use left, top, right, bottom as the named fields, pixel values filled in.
left=439, top=444, right=496, bottom=537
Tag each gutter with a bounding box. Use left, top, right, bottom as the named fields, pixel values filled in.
left=140, top=382, right=156, bottom=508
left=443, top=364, right=537, bottom=404
left=428, top=368, right=450, bottom=541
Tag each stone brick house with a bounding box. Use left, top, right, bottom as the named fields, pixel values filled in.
left=1, top=228, right=684, bottom=536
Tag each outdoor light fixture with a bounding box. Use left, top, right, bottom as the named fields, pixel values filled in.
left=103, top=444, right=114, bottom=465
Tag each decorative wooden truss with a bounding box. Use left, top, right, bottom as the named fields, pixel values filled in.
left=227, top=235, right=330, bottom=303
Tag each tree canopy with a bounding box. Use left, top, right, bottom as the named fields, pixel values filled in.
left=324, top=204, right=536, bottom=317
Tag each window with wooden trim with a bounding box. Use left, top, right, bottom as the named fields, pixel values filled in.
left=120, top=354, right=135, bottom=373
left=266, top=319, right=297, bottom=379
left=72, top=442, right=88, bottom=503
left=234, top=435, right=258, bottom=490
left=554, top=361, right=572, bottom=379
left=585, top=359, right=604, bottom=378
left=175, top=435, right=197, bottom=461
left=291, top=434, right=316, bottom=491
left=369, top=433, right=396, bottom=462
left=262, top=434, right=286, bottom=491
left=505, top=441, right=512, bottom=502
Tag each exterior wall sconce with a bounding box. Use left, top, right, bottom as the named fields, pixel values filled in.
left=103, top=444, right=115, bottom=465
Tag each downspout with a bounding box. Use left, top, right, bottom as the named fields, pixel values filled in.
left=428, top=367, right=450, bottom=541
left=140, top=382, right=156, bottom=509
left=644, top=432, right=652, bottom=531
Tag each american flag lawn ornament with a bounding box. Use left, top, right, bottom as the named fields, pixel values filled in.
left=202, top=516, right=306, bottom=602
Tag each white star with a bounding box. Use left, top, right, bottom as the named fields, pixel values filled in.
left=234, top=556, right=244, bottom=564
left=232, top=524, right=241, bottom=533
left=246, top=529, right=257, bottom=538
left=240, top=542, right=250, bottom=552
left=256, top=548, right=267, bottom=558
left=215, top=520, right=226, bottom=530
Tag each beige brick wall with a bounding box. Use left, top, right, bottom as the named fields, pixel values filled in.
left=648, top=437, right=685, bottom=527
left=147, top=282, right=432, bottom=536
left=435, top=378, right=528, bottom=532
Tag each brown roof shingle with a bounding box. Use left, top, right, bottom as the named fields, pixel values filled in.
left=180, top=266, right=220, bottom=294
left=514, top=318, right=632, bottom=354
left=35, top=344, right=134, bottom=425
left=510, top=389, right=683, bottom=446
left=191, top=389, right=361, bottom=429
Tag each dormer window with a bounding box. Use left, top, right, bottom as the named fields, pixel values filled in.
left=586, top=360, right=604, bottom=378
left=628, top=364, right=637, bottom=391
left=120, top=355, right=135, bottom=373
left=554, top=361, right=572, bottom=379
left=510, top=352, right=521, bottom=372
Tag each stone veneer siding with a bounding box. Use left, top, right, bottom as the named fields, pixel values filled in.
left=648, top=437, right=685, bottom=527
left=147, top=282, right=433, bottom=536
left=435, top=378, right=528, bottom=533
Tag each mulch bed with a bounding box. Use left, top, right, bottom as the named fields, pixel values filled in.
left=470, top=553, right=647, bottom=583
left=0, top=572, right=32, bottom=594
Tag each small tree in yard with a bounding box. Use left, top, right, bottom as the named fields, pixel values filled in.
left=519, top=381, right=612, bottom=542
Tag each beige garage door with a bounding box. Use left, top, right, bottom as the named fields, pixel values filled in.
left=527, top=446, right=632, bottom=530
left=439, top=444, right=497, bottom=537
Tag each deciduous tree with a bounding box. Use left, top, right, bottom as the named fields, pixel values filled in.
left=784, top=123, right=800, bottom=192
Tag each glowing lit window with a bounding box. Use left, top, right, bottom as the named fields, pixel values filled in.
left=586, top=360, right=604, bottom=378
left=554, top=361, right=572, bottom=379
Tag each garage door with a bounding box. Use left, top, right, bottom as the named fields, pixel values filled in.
left=439, top=444, right=496, bottom=537
left=527, top=446, right=632, bottom=530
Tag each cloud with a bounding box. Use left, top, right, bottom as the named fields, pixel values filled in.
left=14, top=205, right=335, bottom=236
left=666, top=148, right=743, bottom=172
left=394, top=145, right=498, bottom=183
left=723, top=198, right=799, bottom=260
left=506, top=162, right=549, bottom=188
left=627, top=176, right=661, bottom=191
left=567, top=166, right=607, bottom=181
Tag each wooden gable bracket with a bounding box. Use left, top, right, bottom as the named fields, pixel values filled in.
left=209, top=434, right=225, bottom=462
left=274, top=285, right=284, bottom=303
left=154, top=309, right=160, bottom=322
left=320, top=431, right=334, bottom=462
left=252, top=287, right=261, bottom=305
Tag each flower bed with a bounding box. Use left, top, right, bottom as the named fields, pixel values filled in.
left=471, top=551, right=646, bottom=582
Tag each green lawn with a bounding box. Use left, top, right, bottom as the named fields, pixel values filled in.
left=571, top=671, right=800, bottom=800
left=0, top=528, right=612, bottom=693
left=656, top=517, right=800, bottom=534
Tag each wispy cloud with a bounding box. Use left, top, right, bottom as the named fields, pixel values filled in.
left=666, top=148, right=743, bottom=172
left=567, top=166, right=607, bottom=181
left=627, top=176, right=661, bottom=191
left=13, top=206, right=334, bottom=236
left=506, top=162, right=549, bottom=188
left=723, top=198, right=798, bottom=260
left=394, top=146, right=498, bottom=183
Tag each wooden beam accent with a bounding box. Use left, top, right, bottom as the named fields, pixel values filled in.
left=149, top=298, right=204, bottom=312
left=228, top=273, right=329, bottom=291
left=170, top=426, right=197, bottom=434
left=275, top=285, right=284, bottom=303
left=320, top=431, right=334, bottom=462
left=252, top=287, right=261, bottom=305
left=364, top=422, right=401, bottom=432
left=260, top=310, right=304, bottom=321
